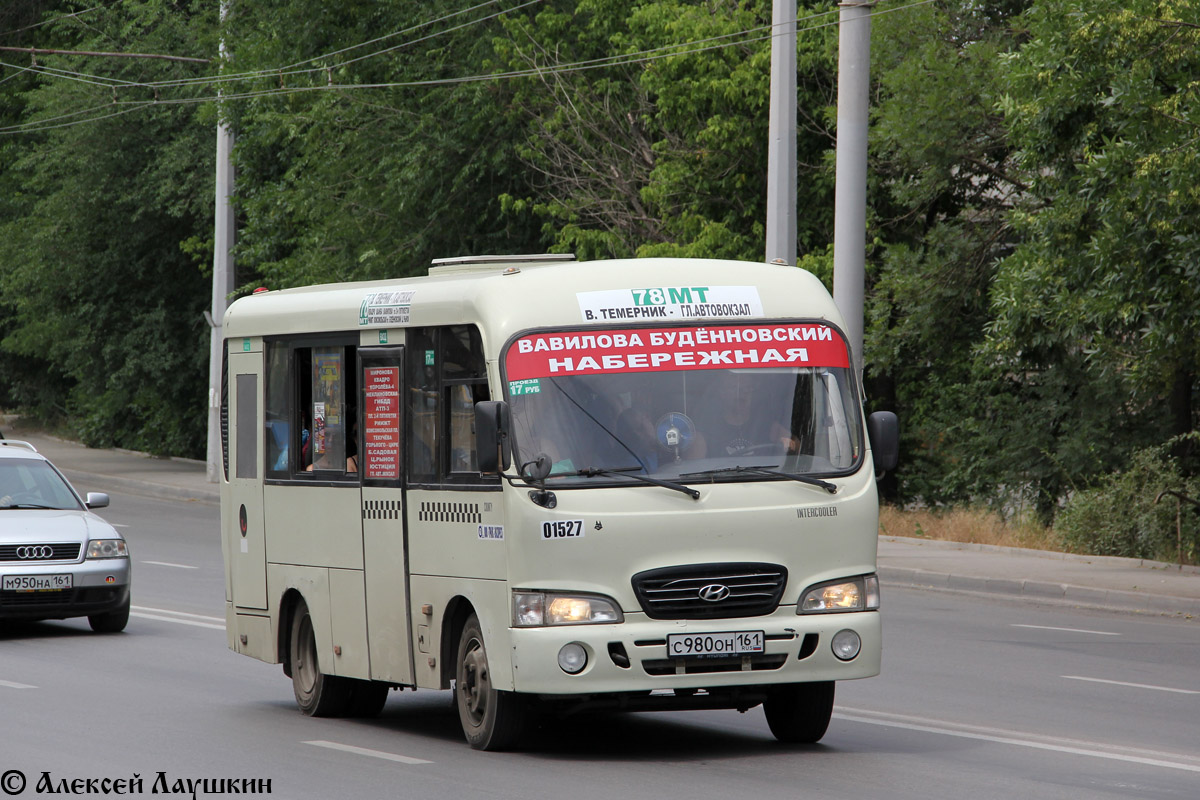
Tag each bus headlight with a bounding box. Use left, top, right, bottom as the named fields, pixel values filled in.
left=799, top=574, right=879, bottom=613
left=513, top=592, right=624, bottom=626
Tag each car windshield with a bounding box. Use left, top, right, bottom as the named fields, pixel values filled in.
left=503, top=323, right=863, bottom=484
left=0, top=459, right=83, bottom=510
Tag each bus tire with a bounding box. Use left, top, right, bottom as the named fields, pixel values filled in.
left=346, top=679, right=390, bottom=718
left=763, top=681, right=835, bottom=744
left=289, top=599, right=351, bottom=717
left=455, top=613, right=526, bottom=750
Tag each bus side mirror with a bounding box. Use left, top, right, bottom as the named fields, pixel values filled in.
left=475, top=401, right=512, bottom=474
left=867, top=411, right=899, bottom=474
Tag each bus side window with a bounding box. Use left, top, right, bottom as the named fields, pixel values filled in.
left=408, top=333, right=439, bottom=483
left=264, top=343, right=290, bottom=475
left=263, top=339, right=358, bottom=481
left=406, top=325, right=492, bottom=486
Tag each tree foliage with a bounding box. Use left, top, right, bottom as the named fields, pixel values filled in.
left=0, top=0, right=215, bottom=455
left=0, top=0, right=1195, bottom=538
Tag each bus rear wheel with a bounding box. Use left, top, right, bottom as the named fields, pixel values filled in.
left=289, top=599, right=351, bottom=717
left=454, top=613, right=527, bottom=750
left=763, top=681, right=835, bottom=744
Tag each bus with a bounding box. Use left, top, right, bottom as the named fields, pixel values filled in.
left=219, top=254, right=898, bottom=750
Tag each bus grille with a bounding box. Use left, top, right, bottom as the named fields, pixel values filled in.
left=631, top=563, right=787, bottom=620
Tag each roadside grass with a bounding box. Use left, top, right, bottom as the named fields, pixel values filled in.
left=879, top=505, right=1066, bottom=552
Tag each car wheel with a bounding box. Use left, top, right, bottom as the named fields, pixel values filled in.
left=289, top=599, right=351, bottom=716
left=763, top=681, right=835, bottom=744
left=88, top=596, right=130, bottom=633
left=455, top=613, right=527, bottom=750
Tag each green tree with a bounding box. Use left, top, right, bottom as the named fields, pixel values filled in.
left=496, top=0, right=839, bottom=261
left=865, top=0, right=1029, bottom=504
left=0, top=0, right=216, bottom=455
left=992, top=0, right=1199, bottom=452
left=225, top=0, right=546, bottom=289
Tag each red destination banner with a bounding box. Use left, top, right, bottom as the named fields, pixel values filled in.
left=363, top=366, right=400, bottom=480
left=505, top=324, right=849, bottom=381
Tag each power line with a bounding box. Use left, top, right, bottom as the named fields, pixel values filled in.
left=0, top=45, right=209, bottom=63
left=144, top=0, right=540, bottom=91
left=0, top=5, right=104, bottom=39
left=0, top=0, right=938, bottom=136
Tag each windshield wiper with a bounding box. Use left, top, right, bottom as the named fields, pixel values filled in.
left=565, top=466, right=700, bottom=500
left=0, top=503, right=59, bottom=510
left=681, top=465, right=837, bottom=494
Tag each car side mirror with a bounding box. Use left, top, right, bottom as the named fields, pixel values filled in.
left=86, top=492, right=110, bottom=509
left=475, top=401, right=511, bottom=474
left=866, top=411, right=899, bottom=474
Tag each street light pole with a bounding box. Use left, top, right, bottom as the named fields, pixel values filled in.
left=765, top=0, right=797, bottom=266
left=206, top=1, right=235, bottom=483
left=831, top=0, right=873, bottom=374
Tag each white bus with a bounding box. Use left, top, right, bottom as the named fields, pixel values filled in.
left=220, top=255, right=898, bottom=750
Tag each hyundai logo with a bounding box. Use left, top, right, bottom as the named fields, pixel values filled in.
left=698, top=584, right=731, bottom=602
left=16, top=545, right=54, bottom=560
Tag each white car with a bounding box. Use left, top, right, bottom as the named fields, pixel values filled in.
left=0, top=440, right=131, bottom=632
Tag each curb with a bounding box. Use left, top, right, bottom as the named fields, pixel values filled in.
left=60, top=467, right=219, bottom=506
left=879, top=565, right=1200, bottom=619
left=880, top=535, right=1200, bottom=575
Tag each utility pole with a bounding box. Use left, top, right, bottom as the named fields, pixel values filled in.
left=765, top=0, right=797, bottom=266
left=207, top=1, right=235, bottom=483
left=831, top=1, right=874, bottom=374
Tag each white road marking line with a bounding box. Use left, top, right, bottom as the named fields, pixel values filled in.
left=304, top=741, right=432, bottom=765
left=141, top=560, right=198, bottom=569
left=1062, top=675, right=1200, bottom=694
left=0, top=679, right=37, bottom=689
left=1011, top=624, right=1120, bottom=636
left=836, top=707, right=1200, bottom=774
left=130, top=612, right=224, bottom=630
left=131, top=606, right=223, bottom=622
left=130, top=606, right=224, bottom=630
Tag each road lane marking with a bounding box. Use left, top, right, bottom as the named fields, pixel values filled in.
left=141, top=560, right=198, bottom=569
left=0, top=679, right=36, bottom=689
left=1011, top=624, right=1120, bottom=636
left=304, top=741, right=432, bottom=765
left=130, top=605, right=224, bottom=630
left=835, top=707, right=1200, bottom=774
left=1062, top=676, right=1200, bottom=694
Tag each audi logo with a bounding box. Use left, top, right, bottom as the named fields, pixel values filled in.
left=16, top=546, right=55, bottom=560
left=697, top=583, right=731, bottom=602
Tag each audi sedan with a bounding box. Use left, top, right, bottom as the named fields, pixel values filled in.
left=0, top=440, right=130, bottom=632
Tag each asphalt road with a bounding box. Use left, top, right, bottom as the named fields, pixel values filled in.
left=1, top=489, right=1197, bottom=800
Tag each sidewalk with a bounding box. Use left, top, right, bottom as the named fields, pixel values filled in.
left=4, top=424, right=1197, bottom=620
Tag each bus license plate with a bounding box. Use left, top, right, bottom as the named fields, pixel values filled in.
left=667, top=630, right=764, bottom=658
left=2, top=574, right=72, bottom=592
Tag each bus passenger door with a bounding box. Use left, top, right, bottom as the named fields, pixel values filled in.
left=227, top=347, right=267, bottom=610
left=358, top=347, right=413, bottom=685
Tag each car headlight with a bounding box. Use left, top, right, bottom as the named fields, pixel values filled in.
left=86, top=539, right=129, bottom=559
left=799, top=574, right=879, bottom=613
left=513, top=591, right=623, bottom=627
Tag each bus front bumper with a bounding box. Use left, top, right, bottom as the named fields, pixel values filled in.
left=508, top=609, right=880, bottom=697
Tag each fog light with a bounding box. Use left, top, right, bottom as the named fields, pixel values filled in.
left=557, top=643, right=588, bottom=674
left=831, top=629, right=861, bottom=661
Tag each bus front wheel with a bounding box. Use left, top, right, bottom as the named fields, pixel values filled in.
left=763, top=681, right=835, bottom=744
left=454, top=613, right=527, bottom=750
left=289, top=599, right=351, bottom=717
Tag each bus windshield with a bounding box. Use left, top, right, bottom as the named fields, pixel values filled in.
left=503, top=323, right=863, bottom=484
